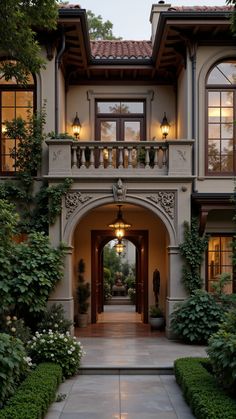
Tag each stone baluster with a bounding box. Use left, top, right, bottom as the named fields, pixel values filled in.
left=72, top=145, right=77, bottom=168
left=99, top=146, right=104, bottom=168
left=107, top=146, right=113, bottom=168
left=118, top=147, right=123, bottom=169
left=80, top=146, right=86, bottom=169
left=145, top=146, right=150, bottom=169
left=90, top=146, right=95, bottom=169
left=127, top=146, right=133, bottom=169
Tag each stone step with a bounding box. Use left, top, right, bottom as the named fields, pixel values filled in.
left=80, top=366, right=173, bottom=375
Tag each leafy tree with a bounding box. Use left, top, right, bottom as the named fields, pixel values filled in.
left=0, top=0, right=59, bottom=84
left=87, top=10, right=122, bottom=40
left=226, top=0, right=236, bottom=33
left=103, top=243, right=122, bottom=284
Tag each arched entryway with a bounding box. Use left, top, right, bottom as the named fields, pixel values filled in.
left=91, top=229, right=148, bottom=323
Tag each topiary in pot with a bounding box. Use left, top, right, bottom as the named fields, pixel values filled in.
left=77, top=259, right=90, bottom=327
left=149, top=305, right=164, bottom=330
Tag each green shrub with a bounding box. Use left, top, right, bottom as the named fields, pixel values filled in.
left=0, top=315, right=31, bottom=345
left=170, top=290, right=224, bottom=343
left=0, top=333, right=29, bottom=407
left=174, top=357, right=236, bottom=419
left=0, top=363, right=62, bottom=419
left=128, top=288, right=136, bottom=304
left=28, top=330, right=84, bottom=378
left=37, top=304, right=73, bottom=333
left=207, top=310, right=236, bottom=394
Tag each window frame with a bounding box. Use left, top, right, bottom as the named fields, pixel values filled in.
left=206, top=233, right=236, bottom=293
left=205, top=60, right=236, bottom=176
left=0, top=67, right=36, bottom=176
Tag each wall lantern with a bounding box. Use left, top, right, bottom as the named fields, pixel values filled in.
left=72, top=112, right=81, bottom=139
left=114, top=239, right=126, bottom=254
left=160, top=112, right=170, bottom=139
left=108, top=205, right=131, bottom=239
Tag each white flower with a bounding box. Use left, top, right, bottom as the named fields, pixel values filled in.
left=64, top=338, right=67, bottom=342
left=54, top=323, right=58, bottom=328
left=67, top=350, right=72, bottom=355
left=6, top=316, right=11, bottom=321
left=50, top=353, right=54, bottom=357
left=12, top=316, right=17, bottom=321
left=33, top=336, right=37, bottom=341
left=43, top=329, right=46, bottom=333
left=41, top=339, right=45, bottom=343
left=6, top=320, right=11, bottom=325
left=11, top=327, right=16, bottom=333
left=24, top=356, right=32, bottom=367
left=49, top=340, right=53, bottom=343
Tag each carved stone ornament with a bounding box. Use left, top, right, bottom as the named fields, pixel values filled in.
left=113, top=179, right=126, bottom=202
left=147, top=192, right=175, bottom=219
left=65, top=191, right=92, bottom=219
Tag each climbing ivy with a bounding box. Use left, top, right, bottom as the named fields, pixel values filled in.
left=0, top=109, right=72, bottom=233
left=179, top=218, right=208, bottom=295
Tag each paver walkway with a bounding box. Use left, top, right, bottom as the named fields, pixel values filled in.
left=46, top=306, right=205, bottom=418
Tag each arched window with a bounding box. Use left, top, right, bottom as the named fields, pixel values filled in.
left=206, top=60, right=236, bottom=175
left=0, top=61, right=35, bottom=174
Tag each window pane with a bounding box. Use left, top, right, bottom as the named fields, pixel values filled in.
left=222, top=153, right=233, bottom=171
left=218, top=62, right=236, bottom=84
left=2, top=92, right=15, bottom=106
left=97, top=102, right=120, bottom=114
left=1, top=138, right=16, bottom=154
left=16, top=107, right=32, bottom=119
left=221, top=108, right=233, bottom=123
left=207, top=236, right=233, bottom=294
left=124, top=121, right=141, bottom=141
left=221, top=124, right=233, bottom=138
left=208, top=107, right=220, bottom=122
left=16, top=91, right=33, bottom=107
left=100, top=121, right=117, bottom=141
left=2, top=108, right=15, bottom=121
left=221, top=91, right=233, bottom=106
left=2, top=155, right=15, bottom=171
left=207, top=67, right=231, bottom=84
left=208, top=124, right=220, bottom=138
left=208, top=91, right=220, bottom=106
left=121, top=102, right=144, bottom=113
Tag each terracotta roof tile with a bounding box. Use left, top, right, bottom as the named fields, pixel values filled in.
left=168, top=6, right=233, bottom=12
left=90, top=40, right=152, bottom=60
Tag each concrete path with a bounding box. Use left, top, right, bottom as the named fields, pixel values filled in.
left=46, top=374, right=195, bottom=419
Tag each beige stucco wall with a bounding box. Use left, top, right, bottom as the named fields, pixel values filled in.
left=66, top=84, right=176, bottom=141
left=72, top=205, right=169, bottom=323
left=59, top=68, right=66, bottom=133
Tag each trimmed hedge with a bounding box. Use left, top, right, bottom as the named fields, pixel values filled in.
left=174, top=357, right=236, bottom=419
left=0, top=363, right=62, bottom=419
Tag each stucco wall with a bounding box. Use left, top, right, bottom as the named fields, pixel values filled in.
left=177, top=68, right=188, bottom=139
left=66, top=84, right=176, bottom=141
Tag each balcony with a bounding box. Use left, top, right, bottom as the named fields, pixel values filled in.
left=46, top=139, right=194, bottom=178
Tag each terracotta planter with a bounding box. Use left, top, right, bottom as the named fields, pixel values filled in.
left=78, top=313, right=88, bottom=328
left=149, top=316, right=164, bottom=330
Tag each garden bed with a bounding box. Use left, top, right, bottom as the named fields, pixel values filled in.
left=174, top=357, right=236, bottom=419
left=0, top=363, right=62, bottom=419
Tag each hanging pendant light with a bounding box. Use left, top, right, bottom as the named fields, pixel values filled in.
left=108, top=205, right=131, bottom=238
left=114, top=239, right=126, bottom=254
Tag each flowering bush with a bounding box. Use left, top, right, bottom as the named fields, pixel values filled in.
left=36, top=304, right=73, bottom=333
left=28, top=330, right=84, bottom=378
left=2, top=315, right=31, bottom=345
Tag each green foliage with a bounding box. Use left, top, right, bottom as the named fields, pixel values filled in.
left=37, top=304, right=73, bottom=333
left=10, top=232, right=66, bottom=320
left=87, top=10, right=122, bottom=40
left=170, top=290, right=225, bottom=343
left=0, top=0, right=58, bottom=84
left=124, top=274, right=135, bottom=290
left=0, top=333, right=29, bottom=407
left=28, top=331, right=84, bottom=378
left=0, top=315, right=31, bottom=346
left=149, top=305, right=163, bottom=318
left=179, top=219, right=208, bottom=294
left=77, top=259, right=90, bottom=314
left=174, top=357, right=236, bottom=419
left=103, top=244, right=122, bottom=284
left=226, top=1, right=236, bottom=34
left=103, top=267, right=112, bottom=301
left=207, top=309, right=236, bottom=394
left=0, top=363, right=62, bottom=419
left=128, top=288, right=136, bottom=304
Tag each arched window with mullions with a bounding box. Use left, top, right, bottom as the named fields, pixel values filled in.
left=0, top=61, right=35, bottom=175
left=206, top=60, right=236, bottom=175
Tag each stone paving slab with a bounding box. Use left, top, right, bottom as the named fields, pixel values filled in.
left=45, top=375, right=195, bottom=419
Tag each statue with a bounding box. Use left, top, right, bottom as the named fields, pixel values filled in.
left=153, top=268, right=160, bottom=306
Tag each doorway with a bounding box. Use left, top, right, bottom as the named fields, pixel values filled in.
left=91, top=230, right=148, bottom=324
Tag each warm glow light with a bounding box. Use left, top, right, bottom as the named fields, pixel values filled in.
left=108, top=205, right=131, bottom=238
left=1, top=123, right=6, bottom=134
left=114, top=239, right=125, bottom=254
left=72, top=112, right=81, bottom=139
left=160, top=112, right=170, bottom=139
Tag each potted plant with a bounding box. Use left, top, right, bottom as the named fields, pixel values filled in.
left=149, top=305, right=164, bottom=330
left=77, top=259, right=90, bottom=328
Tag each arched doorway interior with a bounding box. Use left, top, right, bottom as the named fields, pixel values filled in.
left=91, top=230, right=148, bottom=323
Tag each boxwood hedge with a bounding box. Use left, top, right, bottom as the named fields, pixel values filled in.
left=0, top=363, right=62, bottom=419
left=174, top=357, right=236, bottom=419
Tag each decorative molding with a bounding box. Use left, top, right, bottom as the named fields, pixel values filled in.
left=65, top=191, right=92, bottom=219
left=112, top=179, right=126, bottom=202
left=147, top=191, right=175, bottom=219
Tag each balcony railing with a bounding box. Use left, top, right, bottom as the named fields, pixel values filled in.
left=46, top=139, right=194, bottom=178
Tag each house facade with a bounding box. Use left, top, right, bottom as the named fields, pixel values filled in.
left=0, top=2, right=235, bottom=336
